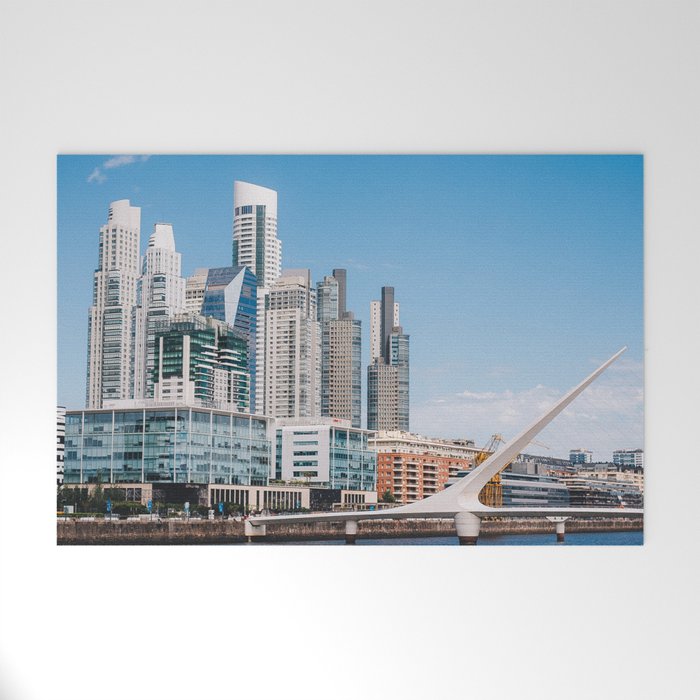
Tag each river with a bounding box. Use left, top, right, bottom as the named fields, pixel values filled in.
left=245, top=530, right=643, bottom=546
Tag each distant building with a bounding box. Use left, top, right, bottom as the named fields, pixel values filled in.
left=57, top=406, right=66, bottom=485
left=575, top=466, right=645, bottom=493
left=613, top=449, right=644, bottom=470
left=275, top=417, right=376, bottom=492
left=569, top=448, right=593, bottom=465
left=564, top=474, right=643, bottom=508
left=514, top=454, right=576, bottom=476
left=264, top=269, right=321, bottom=419
left=317, top=270, right=362, bottom=427
left=371, top=431, right=478, bottom=504
left=86, top=200, right=141, bottom=408
left=367, top=287, right=409, bottom=431
left=500, top=472, right=570, bottom=507
left=185, top=268, right=209, bottom=315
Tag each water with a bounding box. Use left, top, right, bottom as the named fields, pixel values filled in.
left=251, top=531, right=643, bottom=546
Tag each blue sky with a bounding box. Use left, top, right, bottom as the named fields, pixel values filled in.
left=58, top=155, right=643, bottom=459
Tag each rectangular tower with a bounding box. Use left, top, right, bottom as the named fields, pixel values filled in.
left=367, top=286, right=409, bottom=431
left=317, top=269, right=362, bottom=428
left=370, top=299, right=399, bottom=362
left=265, top=270, right=321, bottom=419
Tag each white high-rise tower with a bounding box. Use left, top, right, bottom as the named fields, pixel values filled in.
left=133, top=223, right=186, bottom=399
left=86, top=200, right=141, bottom=408
left=264, top=270, right=321, bottom=419
left=232, top=181, right=280, bottom=287
left=233, top=181, right=282, bottom=414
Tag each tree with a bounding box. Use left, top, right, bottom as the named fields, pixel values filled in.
left=381, top=490, right=396, bottom=503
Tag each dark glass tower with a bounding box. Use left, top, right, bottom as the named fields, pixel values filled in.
left=201, top=266, right=257, bottom=411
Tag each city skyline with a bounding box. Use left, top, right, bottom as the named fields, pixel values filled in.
left=58, top=155, right=643, bottom=460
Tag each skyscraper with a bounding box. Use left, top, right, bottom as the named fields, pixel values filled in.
left=367, top=286, right=409, bottom=431
left=232, top=181, right=282, bottom=414
left=201, top=266, right=257, bottom=411
left=317, top=269, right=362, bottom=427
left=264, top=269, right=321, bottom=419
left=133, top=223, right=186, bottom=400
left=86, top=199, right=141, bottom=408
left=370, top=298, right=399, bottom=362
left=152, top=314, right=250, bottom=412
left=232, top=181, right=281, bottom=287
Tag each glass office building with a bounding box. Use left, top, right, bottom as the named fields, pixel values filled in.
left=153, top=315, right=250, bottom=412
left=275, top=420, right=376, bottom=492
left=500, top=472, right=570, bottom=507
left=64, top=408, right=272, bottom=486
left=201, top=266, right=257, bottom=409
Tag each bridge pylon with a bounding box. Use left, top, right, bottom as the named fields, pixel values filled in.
left=454, top=512, right=481, bottom=545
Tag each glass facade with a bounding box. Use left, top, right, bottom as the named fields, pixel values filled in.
left=201, top=266, right=257, bottom=409
left=64, top=408, right=272, bottom=486
left=500, top=473, right=570, bottom=507
left=153, top=317, right=250, bottom=412
left=329, top=427, right=376, bottom=492
left=276, top=424, right=377, bottom=492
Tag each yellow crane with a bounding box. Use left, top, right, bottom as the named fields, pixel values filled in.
left=477, top=434, right=506, bottom=507
left=477, top=435, right=551, bottom=507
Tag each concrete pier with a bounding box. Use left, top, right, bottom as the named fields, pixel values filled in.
left=454, top=512, right=481, bottom=545
left=244, top=520, right=266, bottom=542
left=547, top=516, right=569, bottom=543
left=345, top=520, right=358, bottom=544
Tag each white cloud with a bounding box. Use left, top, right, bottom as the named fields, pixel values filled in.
left=86, top=154, right=150, bottom=184
left=87, top=167, right=106, bottom=184
left=412, top=358, right=644, bottom=461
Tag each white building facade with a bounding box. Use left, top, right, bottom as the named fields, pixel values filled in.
left=133, top=223, right=186, bottom=400
left=184, top=268, right=209, bottom=315
left=232, top=181, right=282, bottom=414
left=86, top=199, right=141, bottom=408
left=275, top=417, right=377, bottom=492
left=612, top=449, right=644, bottom=469
left=264, top=270, right=321, bottom=419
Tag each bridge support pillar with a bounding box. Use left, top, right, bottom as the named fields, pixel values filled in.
left=455, top=512, right=481, bottom=545
left=244, top=520, right=266, bottom=542
left=345, top=520, right=358, bottom=545
left=547, top=516, right=569, bottom=543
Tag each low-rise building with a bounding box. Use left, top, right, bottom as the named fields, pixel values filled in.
left=64, top=406, right=272, bottom=486
left=370, top=431, right=479, bottom=504
left=569, top=448, right=593, bottom=465
left=612, top=449, right=644, bottom=470
left=59, top=481, right=374, bottom=513
left=275, top=417, right=376, bottom=492
left=563, top=474, right=643, bottom=508
left=575, top=467, right=644, bottom=492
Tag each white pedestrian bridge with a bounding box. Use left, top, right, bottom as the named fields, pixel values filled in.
left=247, top=347, right=642, bottom=544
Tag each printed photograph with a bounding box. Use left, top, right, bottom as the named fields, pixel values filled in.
left=57, top=155, right=644, bottom=545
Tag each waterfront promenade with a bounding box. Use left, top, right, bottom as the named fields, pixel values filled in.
left=57, top=515, right=642, bottom=545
